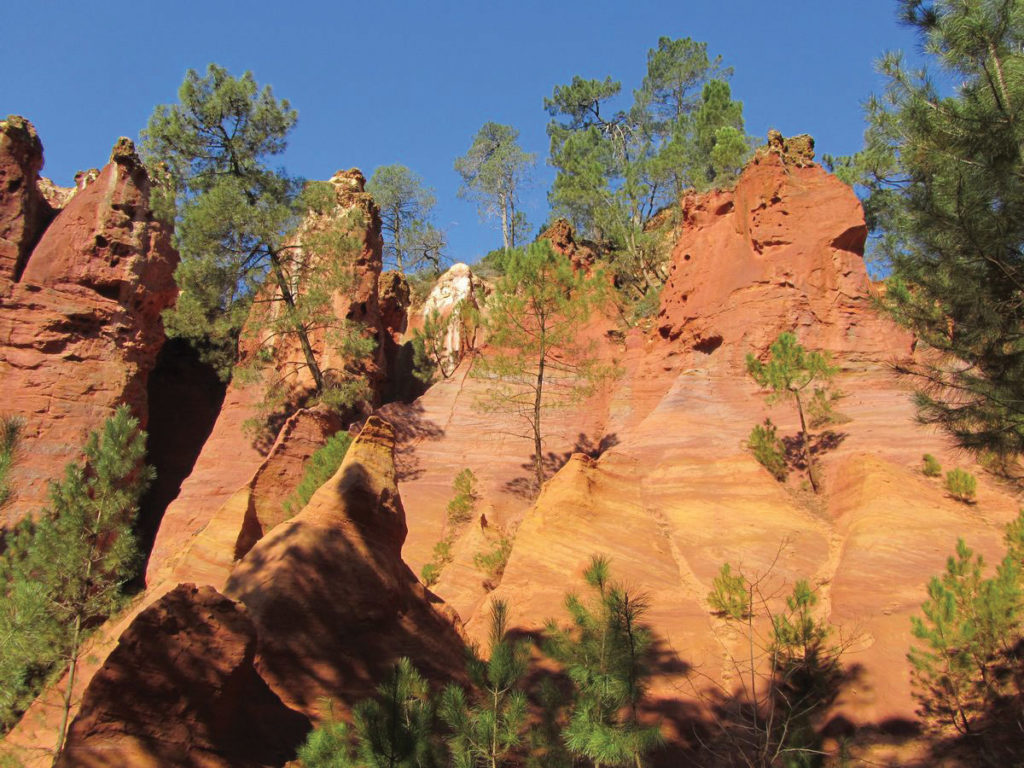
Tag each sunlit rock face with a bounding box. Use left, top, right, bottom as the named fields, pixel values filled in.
left=0, top=131, right=177, bottom=528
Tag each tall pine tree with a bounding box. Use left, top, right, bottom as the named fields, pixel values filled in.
left=850, top=1, right=1024, bottom=461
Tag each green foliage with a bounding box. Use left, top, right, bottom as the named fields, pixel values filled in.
left=748, top=418, right=788, bottom=482
left=447, top=469, right=479, bottom=526
left=421, top=470, right=479, bottom=588
left=299, top=658, right=438, bottom=768
left=420, top=538, right=454, bottom=588
left=0, top=406, right=153, bottom=749
left=440, top=600, right=529, bottom=768
left=543, top=555, right=664, bottom=768
left=474, top=536, right=513, bottom=587
left=945, top=468, right=977, bottom=504
left=367, top=164, right=446, bottom=274
left=626, top=282, right=662, bottom=324
left=472, top=240, right=616, bottom=492
left=455, top=123, right=535, bottom=252
left=746, top=333, right=838, bottom=493
left=0, top=415, right=23, bottom=509
left=922, top=453, right=943, bottom=477
left=842, top=1, right=1024, bottom=459
left=708, top=563, right=750, bottom=620
left=143, top=64, right=370, bottom=416
left=407, top=267, right=442, bottom=307
left=297, top=713, right=354, bottom=768
left=769, top=581, right=842, bottom=765
left=707, top=562, right=841, bottom=767
left=909, top=537, right=1021, bottom=735
left=283, top=430, right=353, bottom=517
left=545, top=37, right=750, bottom=300
left=473, top=247, right=512, bottom=279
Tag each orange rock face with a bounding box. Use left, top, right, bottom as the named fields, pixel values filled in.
left=0, top=116, right=53, bottom=284
left=0, top=135, right=177, bottom=526
left=56, top=584, right=310, bottom=768
left=390, top=149, right=1021, bottom=761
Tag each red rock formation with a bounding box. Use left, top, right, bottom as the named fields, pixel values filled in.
left=0, top=135, right=177, bottom=526
left=540, top=217, right=598, bottom=270
left=656, top=148, right=895, bottom=363
left=0, top=116, right=53, bottom=284
left=56, top=584, right=309, bottom=768
left=225, top=416, right=466, bottom=717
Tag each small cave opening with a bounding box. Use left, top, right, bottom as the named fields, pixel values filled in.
left=135, top=338, right=226, bottom=572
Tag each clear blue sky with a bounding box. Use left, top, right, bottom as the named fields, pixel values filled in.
left=2, top=1, right=925, bottom=265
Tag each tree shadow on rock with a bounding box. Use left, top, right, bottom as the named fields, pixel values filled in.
left=377, top=402, right=446, bottom=482
left=502, top=432, right=620, bottom=500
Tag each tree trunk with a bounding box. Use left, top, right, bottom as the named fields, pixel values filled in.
left=792, top=389, right=818, bottom=493
left=53, top=614, right=81, bottom=765
left=500, top=192, right=510, bottom=253
left=269, top=251, right=326, bottom=395
left=533, top=353, right=545, bottom=493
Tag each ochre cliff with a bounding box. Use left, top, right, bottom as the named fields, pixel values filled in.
left=386, top=149, right=1021, bottom=762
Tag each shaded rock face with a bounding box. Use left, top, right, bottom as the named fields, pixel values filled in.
left=0, top=135, right=178, bottom=526
left=136, top=337, right=227, bottom=563
left=388, top=151, right=1020, bottom=761
left=0, top=116, right=54, bottom=284
left=225, top=416, right=466, bottom=716
left=147, top=403, right=343, bottom=589
left=56, top=584, right=310, bottom=768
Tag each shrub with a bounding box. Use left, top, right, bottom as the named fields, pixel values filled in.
left=420, top=562, right=441, bottom=588
left=283, top=431, right=353, bottom=516
left=627, top=282, right=663, bottom=323
left=446, top=468, right=479, bottom=525
left=945, top=468, right=977, bottom=503
left=474, top=535, right=513, bottom=587
left=749, top=418, right=787, bottom=481
left=0, top=415, right=24, bottom=509
left=473, top=247, right=511, bottom=279
left=708, top=563, right=750, bottom=620
left=922, top=453, right=942, bottom=477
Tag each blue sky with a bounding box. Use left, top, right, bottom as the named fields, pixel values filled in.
left=2, top=1, right=926, bottom=264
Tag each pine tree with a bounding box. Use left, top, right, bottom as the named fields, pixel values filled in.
left=472, top=240, right=614, bottom=493
left=440, top=600, right=529, bottom=768
left=909, top=538, right=1021, bottom=735
left=455, top=123, right=535, bottom=253
left=299, top=658, right=438, bottom=768
left=142, top=64, right=371, bottom=412
left=545, top=37, right=750, bottom=300
left=544, top=556, right=663, bottom=768
left=0, top=406, right=153, bottom=758
left=847, top=0, right=1024, bottom=460
left=366, top=164, right=446, bottom=274
left=705, top=563, right=842, bottom=767
left=745, top=333, right=837, bottom=493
